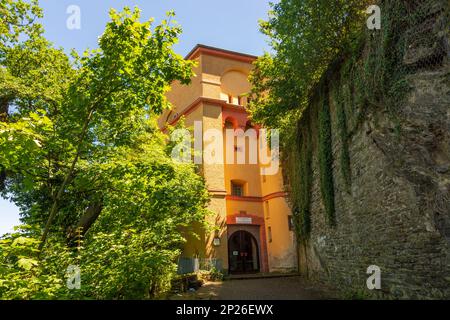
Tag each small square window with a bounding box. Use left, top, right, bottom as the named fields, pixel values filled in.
left=231, top=182, right=244, bottom=197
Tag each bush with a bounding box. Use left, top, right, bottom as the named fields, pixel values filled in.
left=0, top=228, right=70, bottom=300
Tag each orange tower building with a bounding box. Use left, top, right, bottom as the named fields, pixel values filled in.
left=159, top=45, right=297, bottom=274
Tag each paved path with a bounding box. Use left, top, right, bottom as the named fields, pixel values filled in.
left=171, top=276, right=337, bottom=300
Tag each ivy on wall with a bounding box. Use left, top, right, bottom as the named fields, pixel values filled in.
left=317, top=89, right=336, bottom=226
left=283, top=110, right=313, bottom=240
left=296, top=113, right=313, bottom=239
left=253, top=0, right=447, bottom=241
left=334, top=85, right=351, bottom=190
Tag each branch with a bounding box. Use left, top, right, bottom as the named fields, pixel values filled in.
left=38, top=107, right=94, bottom=255
left=38, top=83, right=121, bottom=256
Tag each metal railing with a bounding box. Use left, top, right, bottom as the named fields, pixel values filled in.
left=177, top=257, right=223, bottom=274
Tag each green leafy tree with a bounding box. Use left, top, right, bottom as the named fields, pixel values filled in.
left=1, top=2, right=209, bottom=299
left=249, top=0, right=372, bottom=236
left=249, top=0, right=369, bottom=128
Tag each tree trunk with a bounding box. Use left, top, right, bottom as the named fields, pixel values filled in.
left=38, top=108, right=95, bottom=255
left=0, top=168, right=6, bottom=192
left=0, top=97, right=9, bottom=122
left=67, top=202, right=103, bottom=245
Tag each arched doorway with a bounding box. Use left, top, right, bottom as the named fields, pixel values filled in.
left=228, top=230, right=260, bottom=274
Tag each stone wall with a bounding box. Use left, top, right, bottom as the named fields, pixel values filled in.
left=294, top=0, right=449, bottom=299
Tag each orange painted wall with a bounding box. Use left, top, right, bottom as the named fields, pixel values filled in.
left=160, top=45, right=297, bottom=273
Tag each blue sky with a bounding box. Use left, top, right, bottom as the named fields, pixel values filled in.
left=41, top=0, right=274, bottom=56
left=0, top=0, right=274, bottom=236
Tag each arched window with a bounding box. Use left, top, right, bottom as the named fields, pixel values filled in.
left=224, top=117, right=237, bottom=129
left=225, top=120, right=234, bottom=129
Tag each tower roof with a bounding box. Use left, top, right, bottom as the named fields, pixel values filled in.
left=185, top=44, right=257, bottom=63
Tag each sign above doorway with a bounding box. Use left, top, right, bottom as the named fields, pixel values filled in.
left=236, top=217, right=252, bottom=224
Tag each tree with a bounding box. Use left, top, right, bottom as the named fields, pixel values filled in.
left=1, top=0, right=73, bottom=192
left=249, top=0, right=369, bottom=129
left=0, top=3, right=209, bottom=299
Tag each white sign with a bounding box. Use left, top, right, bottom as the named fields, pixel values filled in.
left=236, top=217, right=252, bottom=224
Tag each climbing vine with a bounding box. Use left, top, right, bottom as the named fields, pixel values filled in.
left=298, top=120, right=313, bottom=238
left=283, top=111, right=313, bottom=240
left=334, top=85, right=351, bottom=189
left=253, top=0, right=447, bottom=239
left=317, top=89, right=336, bottom=226
left=294, top=113, right=313, bottom=240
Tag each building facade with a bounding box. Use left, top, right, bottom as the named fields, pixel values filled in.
left=159, top=45, right=297, bottom=274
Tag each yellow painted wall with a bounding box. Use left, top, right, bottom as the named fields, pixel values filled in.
left=160, top=56, right=203, bottom=128
left=264, top=197, right=297, bottom=272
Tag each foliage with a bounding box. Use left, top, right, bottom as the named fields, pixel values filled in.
left=317, top=91, right=336, bottom=226
left=71, top=229, right=179, bottom=299
left=342, top=287, right=372, bottom=300
left=283, top=112, right=312, bottom=240
left=249, top=0, right=434, bottom=240
left=1, top=4, right=198, bottom=234
left=205, top=266, right=224, bottom=282
left=197, top=266, right=224, bottom=283
left=333, top=86, right=351, bottom=189
left=0, top=0, right=43, bottom=51
left=0, top=223, right=188, bottom=300
left=249, top=0, right=370, bottom=129
left=0, top=0, right=73, bottom=117
left=0, top=1, right=209, bottom=300
left=0, top=227, right=70, bottom=300
left=248, top=0, right=370, bottom=235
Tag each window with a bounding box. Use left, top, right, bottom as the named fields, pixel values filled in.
left=231, top=182, right=244, bottom=197
left=288, top=215, right=294, bottom=231
left=268, top=226, right=273, bottom=243
left=224, top=119, right=234, bottom=129
left=228, top=95, right=233, bottom=104
left=237, top=96, right=242, bottom=106
left=265, top=201, right=270, bottom=219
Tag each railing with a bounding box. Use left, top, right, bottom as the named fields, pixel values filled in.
left=177, top=257, right=223, bottom=274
